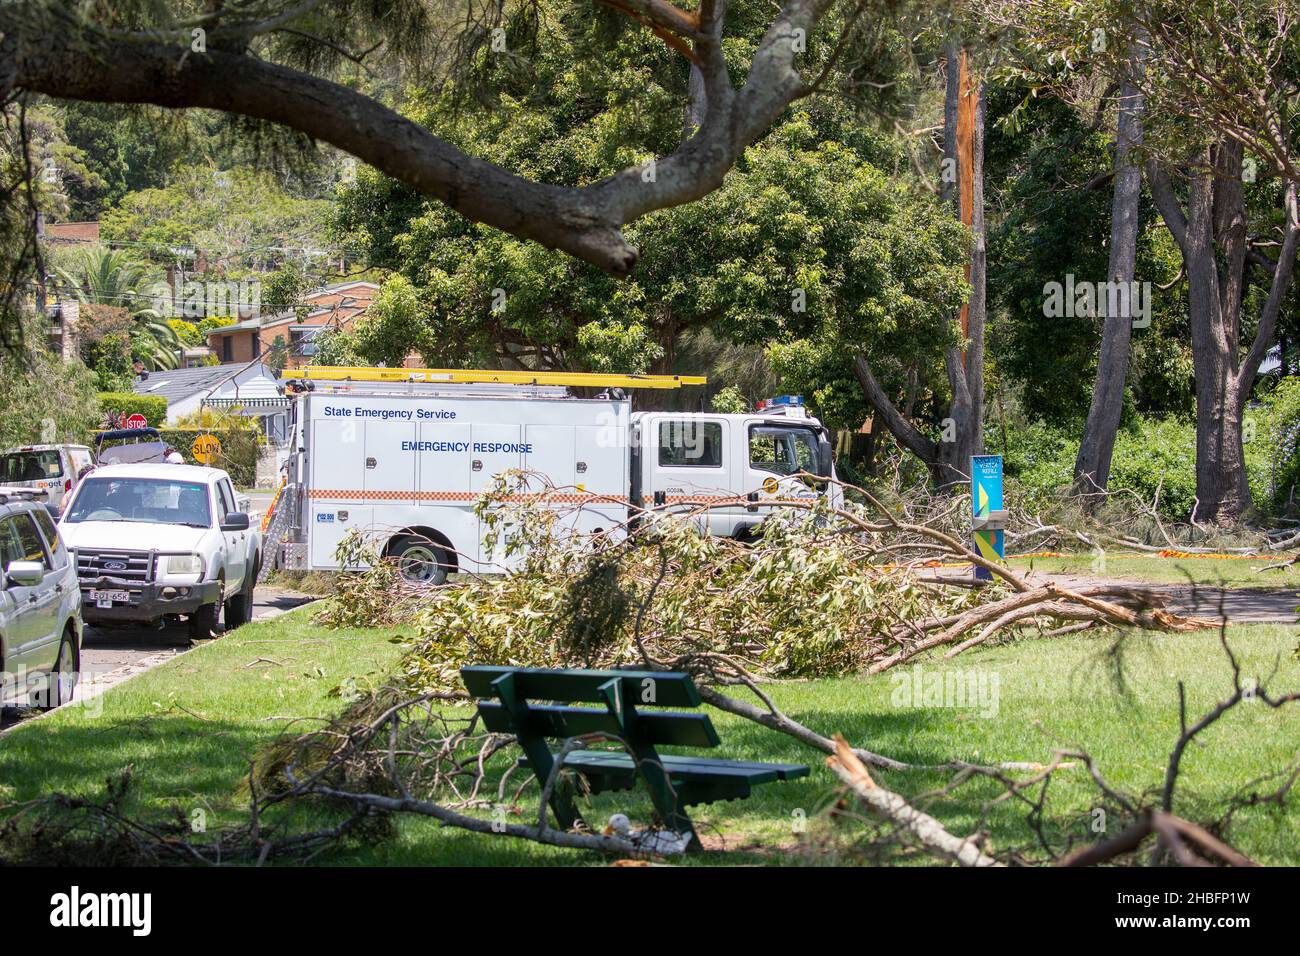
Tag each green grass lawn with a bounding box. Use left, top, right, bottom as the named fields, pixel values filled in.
left=3, top=607, right=1297, bottom=865
left=1008, top=552, right=1300, bottom=587
left=0, top=609, right=407, bottom=830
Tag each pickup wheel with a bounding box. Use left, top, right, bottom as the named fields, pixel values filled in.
left=188, top=578, right=223, bottom=640
left=391, top=536, right=450, bottom=586
left=224, top=557, right=258, bottom=628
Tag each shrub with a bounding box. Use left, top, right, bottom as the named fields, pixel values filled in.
left=1000, top=415, right=1268, bottom=522
left=156, top=427, right=261, bottom=486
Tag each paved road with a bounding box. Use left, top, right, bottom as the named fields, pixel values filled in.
left=1, top=586, right=314, bottom=729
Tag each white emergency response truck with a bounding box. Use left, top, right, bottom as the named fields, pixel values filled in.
left=271, top=368, right=840, bottom=583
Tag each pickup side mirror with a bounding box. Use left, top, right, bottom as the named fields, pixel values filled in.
left=6, top=560, right=44, bottom=587
left=221, top=512, right=250, bottom=532
left=817, top=434, right=834, bottom=479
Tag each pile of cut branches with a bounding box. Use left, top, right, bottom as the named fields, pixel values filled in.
left=317, top=472, right=1216, bottom=700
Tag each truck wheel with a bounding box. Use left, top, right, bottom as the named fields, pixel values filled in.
left=224, top=559, right=257, bottom=629
left=391, top=537, right=450, bottom=586
left=188, top=579, right=223, bottom=640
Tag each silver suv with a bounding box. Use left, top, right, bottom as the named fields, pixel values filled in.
left=0, top=488, right=83, bottom=709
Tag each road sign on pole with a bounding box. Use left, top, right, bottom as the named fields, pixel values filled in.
left=191, top=433, right=222, bottom=465
left=124, top=413, right=147, bottom=429
left=971, top=454, right=1005, bottom=582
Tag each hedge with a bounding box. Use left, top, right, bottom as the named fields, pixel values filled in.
left=97, top=392, right=168, bottom=427
left=95, top=427, right=261, bottom=487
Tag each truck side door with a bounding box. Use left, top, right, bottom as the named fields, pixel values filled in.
left=742, top=422, right=825, bottom=514
left=640, top=415, right=730, bottom=534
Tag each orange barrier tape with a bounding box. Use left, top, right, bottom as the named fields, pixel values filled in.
left=1156, top=550, right=1268, bottom=560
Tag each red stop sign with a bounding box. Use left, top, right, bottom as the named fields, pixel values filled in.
left=125, top=413, right=147, bottom=429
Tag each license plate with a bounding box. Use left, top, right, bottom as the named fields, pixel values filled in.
left=91, top=589, right=130, bottom=608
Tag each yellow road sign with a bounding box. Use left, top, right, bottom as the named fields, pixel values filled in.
left=191, top=433, right=222, bottom=464
left=300, top=366, right=707, bottom=390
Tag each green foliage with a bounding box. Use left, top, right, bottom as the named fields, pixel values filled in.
left=197, top=315, right=237, bottom=338
left=1002, top=414, right=1270, bottom=522
left=97, top=392, right=167, bottom=427
left=310, top=327, right=365, bottom=368
left=19, top=105, right=105, bottom=224
left=320, top=473, right=976, bottom=692
left=263, top=265, right=312, bottom=318
left=0, top=335, right=101, bottom=449
left=347, top=275, right=430, bottom=367
left=167, top=319, right=201, bottom=347
left=57, top=104, right=202, bottom=220
left=1254, top=377, right=1300, bottom=515
left=984, top=81, right=1191, bottom=425
left=710, top=385, right=748, bottom=414
left=55, top=246, right=181, bottom=370
left=330, top=6, right=955, bottom=382
left=101, top=165, right=335, bottom=271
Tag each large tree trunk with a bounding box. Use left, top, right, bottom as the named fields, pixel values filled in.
left=1073, top=45, right=1147, bottom=497
left=854, top=46, right=985, bottom=490
left=1147, top=144, right=1300, bottom=525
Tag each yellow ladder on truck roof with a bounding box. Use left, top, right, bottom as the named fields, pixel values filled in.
left=299, top=366, right=707, bottom=389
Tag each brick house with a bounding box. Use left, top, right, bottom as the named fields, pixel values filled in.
left=206, top=280, right=378, bottom=369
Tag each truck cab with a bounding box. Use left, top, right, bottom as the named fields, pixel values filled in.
left=631, top=398, right=841, bottom=537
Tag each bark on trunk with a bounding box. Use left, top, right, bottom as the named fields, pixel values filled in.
left=1147, top=145, right=1300, bottom=525
left=1073, top=45, right=1147, bottom=497
left=854, top=47, right=984, bottom=490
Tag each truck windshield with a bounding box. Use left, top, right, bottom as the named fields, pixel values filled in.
left=749, top=426, right=824, bottom=477
left=0, top=450, right=62, bottom=482
left=63, top=477, right=212, bottom=527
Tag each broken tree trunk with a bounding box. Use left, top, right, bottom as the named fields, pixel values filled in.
left=827, top=735, right=1002, bottom=867
left=854, top=45, right=985, bottom=490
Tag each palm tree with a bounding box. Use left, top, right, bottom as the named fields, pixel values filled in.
left=54, top=246, right=182, bottom=369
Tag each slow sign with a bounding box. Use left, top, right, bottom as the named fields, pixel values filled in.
left=191, top=433, right=222, bottom=465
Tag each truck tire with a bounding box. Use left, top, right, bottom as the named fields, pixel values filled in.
left=188, top=579, right=223, bottom=640
left=224, top=558, right=257, bottom=629
left=391, top=536, right=450, bottom=586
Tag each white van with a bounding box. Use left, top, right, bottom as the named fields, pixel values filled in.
left=0, top=444, right=94, bottom=511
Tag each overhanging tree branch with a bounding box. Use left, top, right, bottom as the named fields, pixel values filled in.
left=0, top=0, right=835, bottom=277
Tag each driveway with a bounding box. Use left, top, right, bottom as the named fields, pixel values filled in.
left=1, top=585, right=314, bottom=729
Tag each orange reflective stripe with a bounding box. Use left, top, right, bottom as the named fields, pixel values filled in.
left=307, top=488, right=629, bottom=504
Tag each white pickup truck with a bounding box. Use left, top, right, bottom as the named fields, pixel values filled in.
left=58, top=463, right=262, bottom=639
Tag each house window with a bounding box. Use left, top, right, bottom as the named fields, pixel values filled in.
left=252, top=335, right=261, bottom=357
left=221, top=337, right=233, bottom=362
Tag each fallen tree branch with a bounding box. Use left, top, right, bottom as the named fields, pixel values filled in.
left=827, top=734, right=1003, bottom=867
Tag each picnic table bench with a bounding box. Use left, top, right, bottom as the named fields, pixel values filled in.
left=461, top=665, right=809, bottom=852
